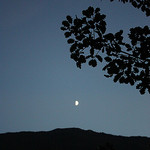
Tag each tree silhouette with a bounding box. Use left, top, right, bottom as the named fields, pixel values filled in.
left=110, top=0, right=150, bottom=16
left=61, top=2, right=150, bottom=95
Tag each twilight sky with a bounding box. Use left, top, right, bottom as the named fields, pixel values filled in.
left=0, top=0, right=150, bottom=137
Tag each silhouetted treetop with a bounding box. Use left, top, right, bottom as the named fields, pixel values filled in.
left=61, top=6, right=150, bottom=95
left=109, top=0, right=150, bottom=16
left=110, top=0, right=150, bottom=16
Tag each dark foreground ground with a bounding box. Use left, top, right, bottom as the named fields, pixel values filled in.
left=0, top=128, right=150, bottom=150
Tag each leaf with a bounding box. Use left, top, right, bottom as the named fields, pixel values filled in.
left=82, top=7, right=93, bottom=18
left=95, top=8, right=100, bottom=13
left=96, top=55, right=103, bottom=62
left=102, top=47, right=104, bottom=53
left=82, top=17, right=87, bottom=23
left=62, top=21, right=70, bottom=27
left=88, top=20, right=95, bottom=29
left=143, top=26, right=150, bottom=34
left=140, top=87, right=146, bottom=95
left=85, top=55, right=91, bottom=59
left=90, top=48, right=94, bottom=56
left=64, top=32, right=71, bottom=38
left=82, top=10, right=87, bottom=16
left=83, top=38, right=89, bottom=47
left=119, top=76, right=125, bottom=83
left=94, top=13, right=101, bottom=22
left=88, top=6, right=94, bottom=16
left=100, top=25, right=106, bottom=34
left=148, top=86, right=150, bottom=94
left=67, top=39, right=75, bottom=44
left=115, top=30, right=123, bottom=42
left=133, top=67, right=139, bottom=73
left=60, top=27, right=67, bottom=31
left=104, top=33, right=114, bottom=41
left=124, top=78, right=129, bottom=84
left=76, top=62, right=81, bottom=69
left=107, top=68, right=114, bottom=74
left=103, top=64, right=109, bottom=71
left=76, top=35, right=84, bottom=41
left=77, top=43, right=83, bottom=49
left=115, top=43, right=121, bottom=52
left=120, top=55, right=128, bottom=60
left=141, top=5, right=146, bottom=12
left=89, top=59, right=97, bottom=67
left=79, top=55, right=86, bottom=63
left=100, top=14, right=106, bottom=20
left=113, top=73, right=123, bottom=82
left=74, top=18, right=82, bottom=27
left=125, top=44, right=131, bottom=49
left=70, top=44, right=77, bottom=52
left=136, top=83, right=142, bottom=89
left=132, top=1, right=138, bottom=8
left=66, top=15, right=72, bottom=23
left=146, top=9, right=150, bottom=16
left=70, top=53, right=78, bottom=61
left=104, top=57, right=112, bottom=62
left=129, top=77, right=134, bottom=86
left=104, top=74, right=113, bottom=78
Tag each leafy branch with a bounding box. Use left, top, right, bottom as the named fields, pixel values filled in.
left=61, top=6, right=150, bottom=95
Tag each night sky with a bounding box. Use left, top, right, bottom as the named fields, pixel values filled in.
left=1, top=0, right=150, bottom=137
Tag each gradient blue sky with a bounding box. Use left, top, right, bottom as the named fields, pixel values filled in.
left=1, top=0, right=150, bottom=137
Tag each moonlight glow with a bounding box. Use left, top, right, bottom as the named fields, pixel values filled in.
left=75, top=100, right=79, bottom=106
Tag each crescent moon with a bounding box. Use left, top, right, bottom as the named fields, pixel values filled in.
left=75, top=100, right=79, bottom=106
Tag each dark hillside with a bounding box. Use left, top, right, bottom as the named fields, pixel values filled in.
left=0, top=128, right=150, bottom=150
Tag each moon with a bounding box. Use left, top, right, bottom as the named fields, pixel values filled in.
left=75, top=100, right=79, bottom=106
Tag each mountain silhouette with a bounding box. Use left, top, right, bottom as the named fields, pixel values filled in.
left=0, top=128, right=150, bottom=150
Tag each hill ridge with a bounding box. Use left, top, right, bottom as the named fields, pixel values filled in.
left=0, top=128, right=150, bottom=150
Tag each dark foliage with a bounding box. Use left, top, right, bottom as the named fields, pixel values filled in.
left=61, top=4, right=150, bottom=95
left=110, top=0, right=150, bottom=16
